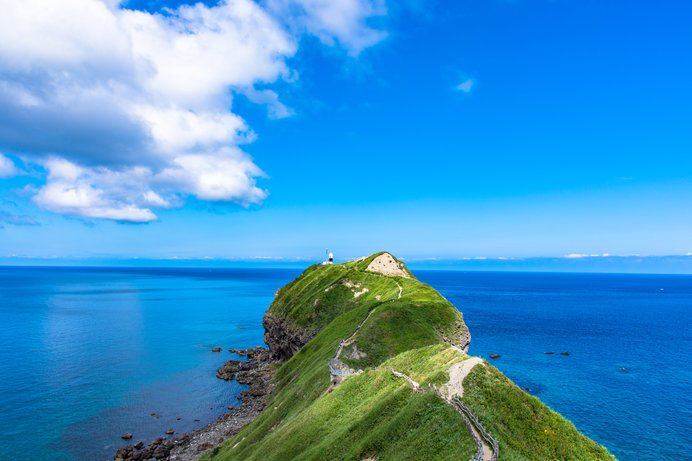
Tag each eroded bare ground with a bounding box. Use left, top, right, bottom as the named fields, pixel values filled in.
left=366, top=253, right=410, bottom=278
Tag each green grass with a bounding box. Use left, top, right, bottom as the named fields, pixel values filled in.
left=382, top=343, right=466, bottom=386
left=461, top=363, right=615, bottom=461
left=266, top=255, right=403, bottom=332
left=341, top=282, right=467, bottom=369
left=212, top=369, right=476, bottom=461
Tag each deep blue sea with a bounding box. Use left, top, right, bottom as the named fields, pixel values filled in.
left=0, top=267, right=690, bottom=460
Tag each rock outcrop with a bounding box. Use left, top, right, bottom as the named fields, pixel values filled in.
left=262, top=313, right=315, bottom=361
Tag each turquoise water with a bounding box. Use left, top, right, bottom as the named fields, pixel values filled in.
left=0, top=267, right=690, bottom=460
left=0, top=267, right=301, bottom=460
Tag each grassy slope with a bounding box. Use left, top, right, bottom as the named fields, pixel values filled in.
left=267, top=253, right=409, bottom=331
left=206, top=254, right=615, bottom=461
left=462, top=364, right=613, bottom=460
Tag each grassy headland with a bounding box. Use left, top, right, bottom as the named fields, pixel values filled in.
left=204, top=252, right=614, bottom=461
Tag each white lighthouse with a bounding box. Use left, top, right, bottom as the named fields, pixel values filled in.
left=323, top=249, right=334, bottom=265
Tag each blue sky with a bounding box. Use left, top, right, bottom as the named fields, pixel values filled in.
left=1, top=0, right=691, bottom=271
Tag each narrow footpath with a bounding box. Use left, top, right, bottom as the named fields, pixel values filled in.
left=328, top=281, right=402, bottom=380
left=326, top=276, right=498, bottom=461
left=388, top=363, right=498, bottom=461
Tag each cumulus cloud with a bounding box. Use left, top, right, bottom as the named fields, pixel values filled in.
left=0, top=0, right=386, bottom=222
left=0, top=154, right=17, bottom=178
left=267, top=0, right=387, bottom=56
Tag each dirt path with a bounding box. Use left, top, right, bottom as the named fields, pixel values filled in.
left=390, top=369, right=419, bottom=390
left=329, top=274, right=496, bottom=461
left=440, top=357, right=484, bottom=400
left=329, top=282, right=403, bottom=381
left=388, top=361, right=496, bottom=461
left=457, top=401, right=493, bottom=461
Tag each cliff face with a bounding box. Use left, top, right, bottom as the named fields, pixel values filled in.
left=262, top=313, right=315, bottom=361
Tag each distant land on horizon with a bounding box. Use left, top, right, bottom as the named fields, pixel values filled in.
left=2, top=254, right=692, bottom=274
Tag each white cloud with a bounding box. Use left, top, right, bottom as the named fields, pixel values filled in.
left=0, top=154, right=17, bottom=178
left=157, top=148, right=266, bottom=203
left=0, top=0, right=386, bottom=222
left=456, top=78, right=474, bottom=93
left=33, top=158, right=159, bottom=222
left=268, top=0, right=387, bottom=56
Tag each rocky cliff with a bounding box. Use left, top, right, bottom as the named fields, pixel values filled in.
left=262, top=313, right=316, bottom=361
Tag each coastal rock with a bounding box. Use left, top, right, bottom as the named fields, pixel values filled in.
left=114, top=445, right=133, bottom=460
left=211, top=347, right=222, bottom=352
left=165, top=429, right=174, bottom=435
left=133, top=441, right=144, bottom=450
left=121, top=433, right=133, bottom=440
left=197, top=442, right=213, bottom=452
left=560, top=351, right=571, bottom=356
left=489, top=354, right=500, bottom=359
left=153, top=445, right=169, bottom=458
left=544, top=351, right=555, bottom=354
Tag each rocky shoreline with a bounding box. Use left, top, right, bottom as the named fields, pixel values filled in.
left=113, top=346, right=277, bottom=461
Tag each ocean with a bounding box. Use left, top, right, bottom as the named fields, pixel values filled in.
left=0, top=267, right=690, bottom=460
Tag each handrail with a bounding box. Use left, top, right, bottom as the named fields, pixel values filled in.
left=453, top=397, right=499, bottom=461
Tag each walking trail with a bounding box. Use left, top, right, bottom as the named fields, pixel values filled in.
left=326, top=271, right=498, bottom=461
left=328, top=280, right=402, bottom=379
left=389, top=362, right=496, bottom=461
left=329, top=274, right=498, bottom=461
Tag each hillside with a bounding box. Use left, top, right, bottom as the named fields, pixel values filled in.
left=204, top=252, right=615, bottom=461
